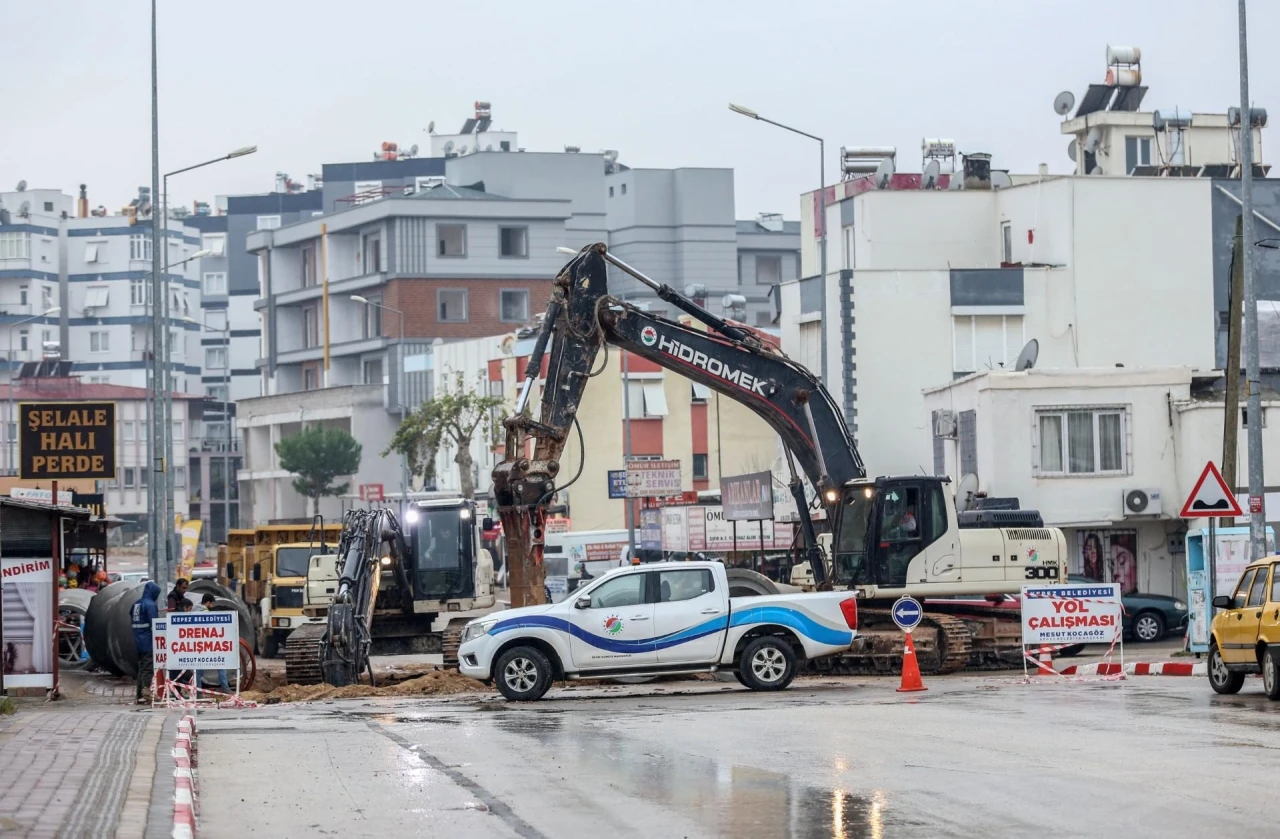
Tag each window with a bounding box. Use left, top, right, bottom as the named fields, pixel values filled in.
left=173, top=421, right=184, bottom=442
left=84, top=285, right=109, bottom=308
left=203, top=234, right=226, bottom=257
left=500, top=289, right=530, bottom=323
left=17, top=329, right=28, bottom=352
left=304, top=306, right=319, bottom=348
left=123, top=468, right=137, bottom=489
left=499, top=227, right=529, bottom=258
left=41, top=330, right=51, bottom=348
left=621, top=183, right=627, bottom=195
left=129, top=234, right=151, bottom=261
left=206, top=421, right=228, bottom=441
left=1124, top=136, right=1153, bottom=174
left=362, top=231, right=382, bottom=274
left=256, top=215, right=281, bottom=231
left=84, top=242, right=101, bottom=263
left=130, top=279, right=149, bottom=306
left=609, top=186, right=614, bottom=197
left=588, top=573, right=646, bottom=609
left=691, top=382, right=711, bottom=403
left=1271, top=564, right=1280, bottom=603
left=206, top=347, right=227, bottom=369
left=1248, top=568, right=1268, bottom=608
left=437, top=224, right=466, bottom=257
left=1001, top=222, right=1012, bottom=264
left=208, top=384, right=229, bottom=403
left=842, top=226, right=854, bottom=271
left=953, top=314, right=1024, bottom=373
left=437, top=289, right=468, bottom=322
left=1036, top=407, right=1127, bottom=475
left=41, top=286, right=52, bottom=309
left=657, top=569, right=714, bottom=603
left=303, top=367, right=317, bottom=391
left=0, top=232, right=31, bottom=260
left=123, top=421, right=135, bottom=441
left=203, top=272, right=227, bottom=295
left=204, top=309, right=227, bottom=331
left=169, top=329, right=182, bottom=357
left=42, top=201, right=53, bottom=212
left=89, top=331, right=109, bottom=353
left=359, top=297, right=382, bottom=339
left=1242, top=407, right=1268, bottom=428
left=362, top=357, right=383, bottom=385
left=625, top=380, right=669, bottom=418
left=139, top=467, right=148, bottom=489
left=173, top=465, right=186, bottom=489
left=301, top=245, right=317, bottom=287
left=19, top=285, right=28, bottom=306
left=692, top=453, right=708, bottom=480
left=756, top=255, right=782, bottom=285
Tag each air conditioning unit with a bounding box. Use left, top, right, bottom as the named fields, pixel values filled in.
left=933, top=410, right=957, bottom=439
left=1122, top=488, right=1163, bottom=517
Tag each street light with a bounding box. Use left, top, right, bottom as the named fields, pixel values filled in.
left=154, top=146, right=257, bottom=592
left=7, top=306, right=61, bottom=473
left=350, top=295, right=410, bottom=501
left=728, top=103, right=837, bottom=419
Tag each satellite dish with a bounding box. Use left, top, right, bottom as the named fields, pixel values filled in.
left=874, top=156, right=895, bottom=189
left=16, top=180, right=27, bottom=192
left=1084, top=127, right=1102, bottom=154
left=427, top=121, right=436, bottom=134
left=1067, top=139, right=1078, bottom=162
left=991, top=171, right=1013, bottom=189
left=955, top=473, right=980, bottom=512
left=17, top=201, right=31, bottom=218
left=921, top=159, right=941, bottom=190
left=1014, top=338, right=1039, bottom=371
left=1053, top=91, right=1076, bottom=117
left=0, top=209, right=9, bottom=225
left=1088, top=165, right=1104, bottom=176
left=485, top=144, right=493, bottom=152
left=459, top=144, right=469, bottom=155
left=408, top=143, right=419, bottom=157
left=443, top=140, right=455, bottom=155
left=1152, top=111, right=1165, bottom=132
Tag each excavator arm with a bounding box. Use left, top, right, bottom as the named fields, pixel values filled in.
left=493, top=243, right=866, bottom=605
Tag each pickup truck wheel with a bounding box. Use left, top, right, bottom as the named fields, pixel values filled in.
left=738, top=637, right=796, bottom=692
left=1208, top=643, right=1245, bottom=695
left=494, top=646, right=553, bottom=701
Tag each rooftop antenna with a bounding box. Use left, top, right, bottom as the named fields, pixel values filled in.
left=1053, top=90, right=1076, bottom=118
left=1014, top=338, right=1039, bottom=371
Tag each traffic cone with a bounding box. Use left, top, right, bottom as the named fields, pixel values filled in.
left=897, top=632, right=927, bottom=693
left=1035, top=645, right=1055, bottom=676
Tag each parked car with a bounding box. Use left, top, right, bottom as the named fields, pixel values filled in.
left=458, top=560, right=859, bottom=700
left=1207, top=557, right=1280, bottom=698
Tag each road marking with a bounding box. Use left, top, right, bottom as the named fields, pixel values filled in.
left=363, top=717, right=549, bottom=839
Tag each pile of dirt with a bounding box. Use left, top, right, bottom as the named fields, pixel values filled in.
left=244, top=668, right=487, bottom=704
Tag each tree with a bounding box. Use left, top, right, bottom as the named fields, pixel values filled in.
left=384, top=370, right=504, bottom=499
left=275, top=426, right=363, bottom=514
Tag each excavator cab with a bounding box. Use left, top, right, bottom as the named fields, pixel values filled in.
left=830, top=477, right=954, bottom=589
left=404, top=499, right=479, bottom=601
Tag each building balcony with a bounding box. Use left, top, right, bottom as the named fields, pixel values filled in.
left=258, top=272, right=387, bottom=310
left=187, top=436, right=241, bottom=453
left=276, top=336, right=389, bottom=365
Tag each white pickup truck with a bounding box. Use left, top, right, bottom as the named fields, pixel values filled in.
left=457, top=560, right=859, bottom=700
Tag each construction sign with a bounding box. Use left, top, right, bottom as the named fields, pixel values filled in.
left=19, top=402, right=117, bottom=480
left=1180, top=462, right=1243, bottom=518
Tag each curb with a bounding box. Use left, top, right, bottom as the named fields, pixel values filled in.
left=1056, top=661, right=1206, bottom=677
left=173, top=714, right=198, bottom=839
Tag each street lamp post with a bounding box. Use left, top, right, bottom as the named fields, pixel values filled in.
left=728, top=104, right=841, bottom=423
left=157, top=146, right=256, bottom=590
left=351, top=296, right=410, bottom=501
left=6, top=307, right=61, bottom=473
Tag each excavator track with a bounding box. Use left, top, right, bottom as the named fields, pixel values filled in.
left=805, top=609, right=973, bottom=676
left=441, top=618, right=471, bottom=670
left=283, top=623, right=327, bottom=685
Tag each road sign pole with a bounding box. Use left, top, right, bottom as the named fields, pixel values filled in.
left=1208, top=516, right=1218, bottom=608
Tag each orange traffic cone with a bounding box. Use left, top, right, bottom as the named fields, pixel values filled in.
left=897, top=632, right=927, bottom=693
left=1034, top=645, right=1055, bottom=676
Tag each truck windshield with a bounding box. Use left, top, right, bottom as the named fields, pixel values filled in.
left=275, top=547, right=313, bottom=578
left=833, top=490, right=874, bottom=585
left=413, top=508, right=472, bottom=599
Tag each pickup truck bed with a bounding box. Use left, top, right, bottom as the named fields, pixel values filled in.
left=458, top=561, right=858, bottom=700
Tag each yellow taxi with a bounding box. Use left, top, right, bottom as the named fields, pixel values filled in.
left=1209, top=556, right=1280, bottom=699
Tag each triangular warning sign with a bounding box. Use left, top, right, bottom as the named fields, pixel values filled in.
left=1180, top=462, right=1244, bottom=518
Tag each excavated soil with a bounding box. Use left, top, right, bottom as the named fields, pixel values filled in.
left=245, top=668, right=488, bottom=704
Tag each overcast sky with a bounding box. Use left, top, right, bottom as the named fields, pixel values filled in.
left=4, top=1, right=1278, bottom=220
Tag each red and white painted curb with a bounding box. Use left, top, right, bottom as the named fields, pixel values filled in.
left=173, top=714, right=198, bottom=839
left=1057, top=661, right=1207, bottom=677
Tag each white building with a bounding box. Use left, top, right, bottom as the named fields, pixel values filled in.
left=923, top=366, right=1280, bottom=599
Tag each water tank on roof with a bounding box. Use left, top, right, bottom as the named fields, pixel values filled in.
left=1105, top=45, right=1141, bottom=65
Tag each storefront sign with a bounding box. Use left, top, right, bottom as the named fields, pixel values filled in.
left=19, top=402, right=117, bottom=480
left=639, top=509, right=662, bottom=551
left=1, top=557, right=55, bottom=688
left=1021, top=583, right=1122, bottom=645
left=10, top=487, right=74, bottom=505
left=165, top=612, right=239, bottom=670
left=545, top=518, right=571, bottom=534
left=625, top=460, right=682, bottom=498
left=721, top=471, right=774, bottom=521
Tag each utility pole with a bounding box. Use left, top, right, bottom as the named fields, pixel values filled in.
left=1223, top=215, right=1245, bottom=529
left=622, top=346, right=635, bottom=560
left=1238, top=0, right=1266, bottom=559
left=148, top=0, right=164, bottom=586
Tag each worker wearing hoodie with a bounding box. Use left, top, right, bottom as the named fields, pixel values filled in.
left=131, top=582, right=161, bottom=703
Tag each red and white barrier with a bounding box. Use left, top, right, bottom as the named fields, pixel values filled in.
left=173, top=714, right=198, bottom=838
left=1057, top=660, right=1207, bottom=677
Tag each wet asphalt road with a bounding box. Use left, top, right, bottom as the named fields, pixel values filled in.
left=195, top=673, right=1280, bottom=838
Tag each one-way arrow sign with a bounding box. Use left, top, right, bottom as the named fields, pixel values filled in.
left=891, top=596, right=923, bottom=632
left=1180, top=461, right=1243, bottom=518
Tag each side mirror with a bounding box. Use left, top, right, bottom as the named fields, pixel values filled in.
left=482, top=517, right=495, bottom=532
left=574, top=596, right=591, bottom=610
left=1212, top=595, right=1234, bottom=609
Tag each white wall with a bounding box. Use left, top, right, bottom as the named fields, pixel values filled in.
left=430, top=333, right=507, bottom=495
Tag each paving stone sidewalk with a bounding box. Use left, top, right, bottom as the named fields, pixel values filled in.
left=0, top=706, right=158, bottom=839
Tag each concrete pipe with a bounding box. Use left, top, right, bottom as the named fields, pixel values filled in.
left=83, top=581, right=135, bottom=676
left=104, top=582, right=149, bottom=678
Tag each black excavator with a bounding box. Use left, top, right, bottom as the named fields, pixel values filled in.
left=491, top=244, right=1068, bottom=674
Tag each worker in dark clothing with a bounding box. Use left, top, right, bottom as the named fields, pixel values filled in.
left=167, top=578, right=190, bottom=612
left=131, top=581, right=162, bottom=704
